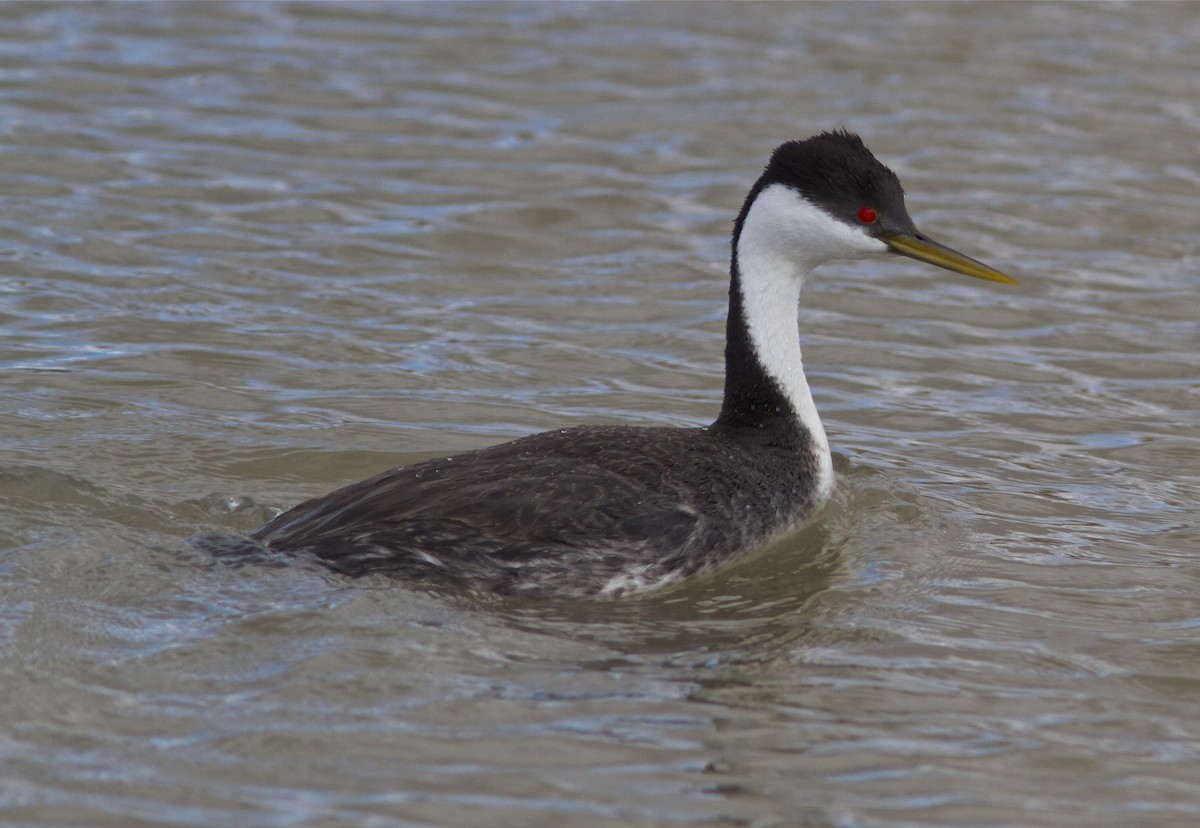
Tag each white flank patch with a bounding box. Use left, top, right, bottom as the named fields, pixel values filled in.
left=600, top=566, right=682, bottom=597
left=734, top=184, right=890, bottom=502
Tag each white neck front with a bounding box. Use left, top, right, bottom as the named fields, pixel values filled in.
left=734, top=184, right=889, bottom=500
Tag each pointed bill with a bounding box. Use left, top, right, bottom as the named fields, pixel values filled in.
left=882, top=232, right=1018, bottom=285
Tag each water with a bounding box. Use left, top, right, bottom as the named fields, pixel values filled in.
left=3, top=2, right=1199, bottom=825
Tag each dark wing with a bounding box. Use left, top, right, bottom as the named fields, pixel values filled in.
left=253, top=426, right=712, bottom=593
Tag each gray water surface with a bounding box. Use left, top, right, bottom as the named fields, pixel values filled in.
left=3, top=3, right=1200, bottom=826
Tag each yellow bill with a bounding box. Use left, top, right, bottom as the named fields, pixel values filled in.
left=882, top=232, right=1018, bottom=285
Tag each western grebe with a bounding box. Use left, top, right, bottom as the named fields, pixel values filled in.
left=251, top=130, right=1016, bottom=597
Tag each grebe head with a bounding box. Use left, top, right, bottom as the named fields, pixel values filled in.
left=737, top=130, right=1017, bottom=284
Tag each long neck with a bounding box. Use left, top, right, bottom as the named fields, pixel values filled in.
left=713, top=185, right=832, bottom=487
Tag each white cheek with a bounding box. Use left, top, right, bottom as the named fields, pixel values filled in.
left=739, top=184, right=888, bottom=272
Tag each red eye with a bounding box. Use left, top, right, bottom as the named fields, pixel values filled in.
left=857, top=206, right=878, bottom=224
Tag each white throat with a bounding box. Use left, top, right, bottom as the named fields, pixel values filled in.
left=734, top=184, right=889, bottom=500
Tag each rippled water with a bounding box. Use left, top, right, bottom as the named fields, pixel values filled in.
left=3, top=3, right=1199, bottom=826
